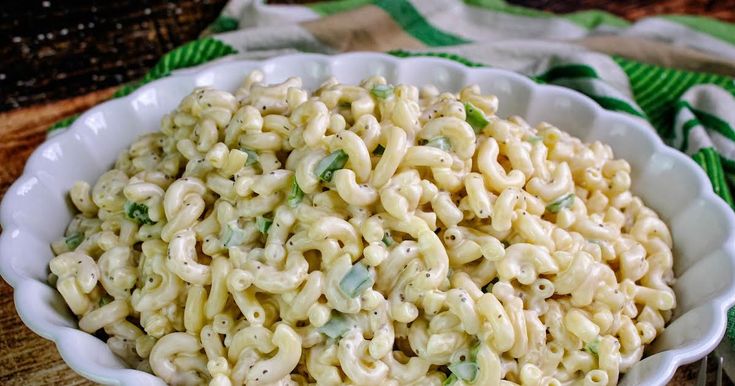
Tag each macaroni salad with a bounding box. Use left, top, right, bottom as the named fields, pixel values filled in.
left=50, top=71, right=676, bottom=386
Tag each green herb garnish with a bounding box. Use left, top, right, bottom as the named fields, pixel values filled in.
left=65, top=233, right=84, bottom=250
left=585, top=337, right=600, bottom=356
left=124, top=201, right=154, bottom=225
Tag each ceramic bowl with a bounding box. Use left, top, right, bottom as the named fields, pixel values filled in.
left=1, top=52, right=734, bottom=385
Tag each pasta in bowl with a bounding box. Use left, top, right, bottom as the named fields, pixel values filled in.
left=1, top=53, right=734, bottom=386
left=48, top=68, right=676, bottom=386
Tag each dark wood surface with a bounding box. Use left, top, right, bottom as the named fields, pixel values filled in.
left=0, top=0, right=228, bottom=111
left=3, top=0, right=735, bottom=112
left=512, top=0, right=735, bottom=22
left=2, top=1, right=735, bottom=385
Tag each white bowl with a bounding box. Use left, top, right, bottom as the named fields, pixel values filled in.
left=1, top=52, right=734, bottom=386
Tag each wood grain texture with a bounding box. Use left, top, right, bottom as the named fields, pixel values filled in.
left=0, top=282, right=94, bottom=386
left=1, top=1, right=735, bottom=385
left=509, top=0, right=735, bottom=22
left=0, top=0, right=228, bottom=111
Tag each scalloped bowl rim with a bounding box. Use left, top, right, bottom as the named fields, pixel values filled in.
left=0, top=52, right=734, bottom=385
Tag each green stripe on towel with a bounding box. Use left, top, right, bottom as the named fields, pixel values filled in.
left=677, top=101, right=735, bottom=143
left=373, top=0, right=470, bottom=46
left=588, top=95, right=646, bottom=118
left=692, top=147, right=735, bottom=208
left=312, top=0, right=470, bottom=46
left=613, top=56, right=735, bottom=138
left=116, top=38, right=236, bottom=98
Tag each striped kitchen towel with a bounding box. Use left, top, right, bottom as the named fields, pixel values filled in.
left=50, top=0, right=735, bottom=343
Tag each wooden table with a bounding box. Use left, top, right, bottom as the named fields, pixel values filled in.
left=2, top=1, right=735, bottom=385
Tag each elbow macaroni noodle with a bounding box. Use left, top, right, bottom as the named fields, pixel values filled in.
left=51, top=71, right=676, bottom=385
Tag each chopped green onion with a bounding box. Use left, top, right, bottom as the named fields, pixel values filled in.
left=314, top=150, right=349, bottom=182
left=318, top=312, right=351, bottom=339
left=99, top=294, right=113, bottom=307
left=426, top=136, right=450, bottom=152
left=584, top=337, right=600, bottom=356
left=448, top=361, right=478, bottom=382
left=339, top=263, right=373, bottom=298
left=65, top=233, right=84, bottom=250
left=287, top=177, right=304, bottom=208
left=371, top=84, right=394, bottom=99
left=526, top=135, right=543, bottom=144
left=221, top=221, right=247, bottom=247
left=256, top=216, right=273, bottom=234
left=464, top=102, right=489, bottom=133
left=241, top=147, right=259, bottom=166
left=469, top=342, right=480, bottom=361
left=442, top=373, right=458, bottom=386
left=546, top=193, right=575, bottom=213
left=382, top=232, right=394, bottom=247
left=373, top=144, right=385, bottom=156
left=124, top=201, right=154, bottom=225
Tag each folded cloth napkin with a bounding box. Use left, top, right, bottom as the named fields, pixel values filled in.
left=50, top=0, right=735, bottom=344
